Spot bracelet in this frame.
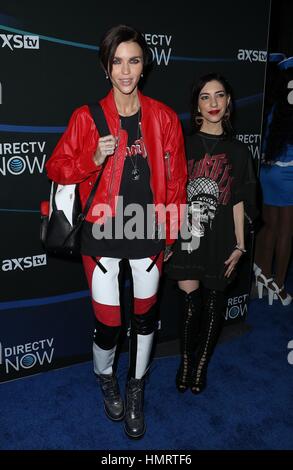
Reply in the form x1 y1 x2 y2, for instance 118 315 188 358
235 244 247 254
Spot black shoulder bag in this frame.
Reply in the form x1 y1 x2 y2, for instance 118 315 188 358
40 103 110 256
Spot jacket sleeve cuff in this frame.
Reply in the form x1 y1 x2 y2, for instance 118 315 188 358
79 150 101 175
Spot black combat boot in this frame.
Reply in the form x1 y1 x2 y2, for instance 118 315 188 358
93 333 124 421
124 377 146 438
124 307 156 438
98 373 125 421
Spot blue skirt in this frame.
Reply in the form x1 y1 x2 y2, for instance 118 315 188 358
260 164 293 206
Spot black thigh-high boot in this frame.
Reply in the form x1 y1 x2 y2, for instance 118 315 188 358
124 306 157 439
176 288 202 392
93 319 125 421
190 289 225 394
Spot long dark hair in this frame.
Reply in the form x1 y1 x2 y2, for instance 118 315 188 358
99 24 151 76
264 67 293 162
190 73 233 137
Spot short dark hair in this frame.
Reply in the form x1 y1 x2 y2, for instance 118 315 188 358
99 24 151 75
191 73 233 136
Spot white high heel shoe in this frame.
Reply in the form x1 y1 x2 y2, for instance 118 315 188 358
267 281 292 306
256 273 273 299
253 263 262 278
253 263 273 299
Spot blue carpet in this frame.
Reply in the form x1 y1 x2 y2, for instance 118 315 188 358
0 292 293 450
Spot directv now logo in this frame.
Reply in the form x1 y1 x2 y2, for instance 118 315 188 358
0 339 54 374
0 34 39 50
1 254 47 272
144 33 172 66
225 294 249 320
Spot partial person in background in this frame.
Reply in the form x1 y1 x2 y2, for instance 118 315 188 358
46 24 187 438
262 53 286 133
166 73 257 394
254 57 293 306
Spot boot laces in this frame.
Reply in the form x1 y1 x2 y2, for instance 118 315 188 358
100 374 120 400
128 379 144 413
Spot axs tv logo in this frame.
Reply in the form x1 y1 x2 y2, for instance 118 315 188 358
1 254 47 272
0 34 39 50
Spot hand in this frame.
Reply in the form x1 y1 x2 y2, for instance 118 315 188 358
93 135 117 166
224 249 243 278
164 245 173 262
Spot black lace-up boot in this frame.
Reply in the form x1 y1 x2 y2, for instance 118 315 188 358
92 321 124 420
124 307 156 438
124 377 146 438
190 289 225 394
98 373 125 421
176 288 202 392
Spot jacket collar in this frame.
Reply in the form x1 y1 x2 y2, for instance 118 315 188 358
100 89 149 119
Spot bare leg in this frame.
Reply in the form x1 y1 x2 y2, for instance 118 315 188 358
178 279 200 293
254 204 279 278
273 206 293 297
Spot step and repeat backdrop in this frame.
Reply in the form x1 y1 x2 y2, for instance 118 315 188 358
0 0 270 381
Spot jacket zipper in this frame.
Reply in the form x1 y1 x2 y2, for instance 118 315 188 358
165 151 171 180
108 124 120 205
139 120 153 194
139 121 149 158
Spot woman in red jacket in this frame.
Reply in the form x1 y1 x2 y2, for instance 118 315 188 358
46 24 187 439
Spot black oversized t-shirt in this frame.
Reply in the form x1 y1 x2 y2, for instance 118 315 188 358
81 112 164 258
167 131 256 290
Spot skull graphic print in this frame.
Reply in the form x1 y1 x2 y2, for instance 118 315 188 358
187 177 220 238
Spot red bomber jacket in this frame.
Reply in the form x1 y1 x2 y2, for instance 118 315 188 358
46 90 187 245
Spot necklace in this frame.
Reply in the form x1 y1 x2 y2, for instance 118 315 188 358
200 135 221 157
190 134 221 178
128 110 141 181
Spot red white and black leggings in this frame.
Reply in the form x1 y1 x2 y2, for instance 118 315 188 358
82 252 163 379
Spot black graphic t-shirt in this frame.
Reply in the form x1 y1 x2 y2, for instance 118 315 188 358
81 112 164 258
167 131 256 290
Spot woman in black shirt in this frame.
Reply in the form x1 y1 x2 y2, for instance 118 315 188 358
167 73 256 394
